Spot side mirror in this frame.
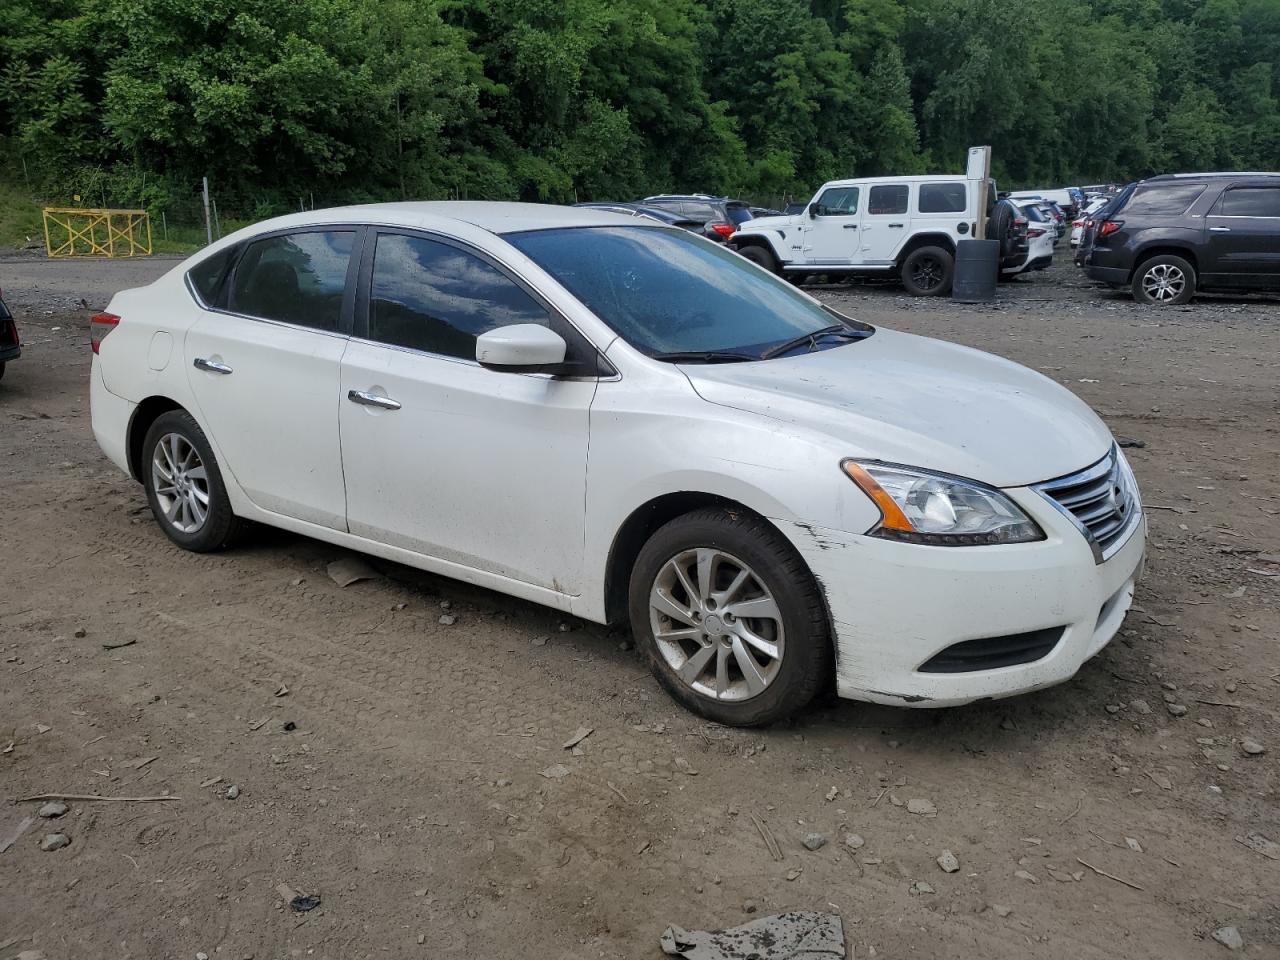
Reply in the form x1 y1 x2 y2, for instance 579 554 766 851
476 324 567 372
808 204 818 219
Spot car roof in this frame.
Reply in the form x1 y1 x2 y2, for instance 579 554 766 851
213 201 643 243
822 175 967 188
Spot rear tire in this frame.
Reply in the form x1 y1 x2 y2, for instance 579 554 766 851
901 246 954 296
628 506 831 727
1131 254 1195 305
142 410 245 552
737 244 780 275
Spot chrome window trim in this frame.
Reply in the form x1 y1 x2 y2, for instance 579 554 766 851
1033 445 1142 564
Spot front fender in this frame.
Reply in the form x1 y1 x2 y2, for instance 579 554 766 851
731 229 791 264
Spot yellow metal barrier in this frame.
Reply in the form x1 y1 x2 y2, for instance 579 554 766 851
42 207 153 258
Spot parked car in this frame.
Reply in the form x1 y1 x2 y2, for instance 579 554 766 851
1009 188 1078 220
1074 183 1136 267
749 206 784 219
639 194 753 240
1071 198 1109 248
574 202 703 231
90 202 1145 725
1003 200 1055 276
1082 173 1280 304
783 202 809 216
0 289 20 380
727 175 999 296
991 197 1031 273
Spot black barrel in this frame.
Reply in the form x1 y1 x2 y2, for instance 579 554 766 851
951 238 999 303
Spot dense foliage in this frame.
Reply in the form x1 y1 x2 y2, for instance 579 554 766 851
1 0 1277 215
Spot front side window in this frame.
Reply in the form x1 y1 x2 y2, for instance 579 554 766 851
506 226 872 359
369 234 556 361
231 231 354 331
1217 186 1280 217
1125 183 1206 216
868 184 909 215
918 183 967 214
813 187 859 217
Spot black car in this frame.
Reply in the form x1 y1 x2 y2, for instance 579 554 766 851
639 194 754 239
0 289 20 380
992 197 1030 273
1082 173 1280 304
575 201 734 243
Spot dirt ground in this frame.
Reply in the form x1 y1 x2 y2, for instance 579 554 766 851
2 251 1277 960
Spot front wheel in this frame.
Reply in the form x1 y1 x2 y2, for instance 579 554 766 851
1132 255 1195 305
628 507 831 726
142 410 245 552
736 244 780 275
901 246 954 296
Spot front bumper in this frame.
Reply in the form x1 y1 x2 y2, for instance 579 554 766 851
779 488 1146 707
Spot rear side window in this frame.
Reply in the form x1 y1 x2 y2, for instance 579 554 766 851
1125 184 1205 216
813 187 859 216
918 183 967 214
868 185 909 215
726 205 754 225
368 234 555 361
231 231 354 331
188 246 237 308
1217 186 1280 217
681 202 718 221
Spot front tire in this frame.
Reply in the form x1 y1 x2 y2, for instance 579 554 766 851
628 507 831 726
1132 254 1195 305
142 410 244 552
737 244 780 275
901 246 954 296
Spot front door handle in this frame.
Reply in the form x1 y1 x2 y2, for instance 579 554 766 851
193 357 233 375
1209 226 1231 233
842 224 859 230
348 389 401 411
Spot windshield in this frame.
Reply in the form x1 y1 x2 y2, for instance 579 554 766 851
506 226 872 360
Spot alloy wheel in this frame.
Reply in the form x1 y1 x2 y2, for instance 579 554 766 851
1141 263 1185 302
151 432 210 534
912 256 943 291
648 548 785 701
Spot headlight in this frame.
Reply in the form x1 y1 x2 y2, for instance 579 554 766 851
842 460 1044 546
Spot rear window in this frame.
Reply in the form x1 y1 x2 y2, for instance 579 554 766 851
1216 186 1280 217
917 183 967 214
1125 183 1206 216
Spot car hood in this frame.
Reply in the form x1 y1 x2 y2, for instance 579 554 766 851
738 214 794 232
682 327 1113 488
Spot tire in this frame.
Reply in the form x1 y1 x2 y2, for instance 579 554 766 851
901 246 954 296
1131 254 1195 305
142 409 245 552
991 201 1015 259
628 506 831 726
737 244 780 275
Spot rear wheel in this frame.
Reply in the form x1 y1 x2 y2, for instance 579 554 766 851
901 246 954 296
142 410 245 552
628 507 831 726
737 244 780 275
1132 254 1195 305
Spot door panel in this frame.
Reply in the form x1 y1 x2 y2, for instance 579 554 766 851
1203 186 1280 288
860 183 913 263
799 186 861 264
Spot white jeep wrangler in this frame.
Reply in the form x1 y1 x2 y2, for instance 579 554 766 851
729 175 996 296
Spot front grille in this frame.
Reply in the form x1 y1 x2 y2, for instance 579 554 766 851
1034 446 1140 563
918 626 1064 673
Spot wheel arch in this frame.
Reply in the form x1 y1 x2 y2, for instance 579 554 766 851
1131 243 1200 281
894 232 957 267
604 492 791 625
126 395 185 481
729 231 787 262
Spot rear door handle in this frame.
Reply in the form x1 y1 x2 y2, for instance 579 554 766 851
347 389 401 411
888 223 905 228
1209 226 1231 233
193 357 232 375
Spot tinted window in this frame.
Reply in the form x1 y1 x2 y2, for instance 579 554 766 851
507 226 872 359
1217 186 1280 217
681 202 718 221
868 184 909 215
231 231 353 330
369 234 554 361
814 187 859 216
189 246 237 308
918 183 966 214
1020 204 1046 222
1125 183 1205 216
727 205 754 225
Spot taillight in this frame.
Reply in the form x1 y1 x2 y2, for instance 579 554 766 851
1098 220 1123 238
710 222 735 238
90 312 120 354
1027 228 1046 238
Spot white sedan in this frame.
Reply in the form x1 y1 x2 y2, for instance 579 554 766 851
90 203 1145 725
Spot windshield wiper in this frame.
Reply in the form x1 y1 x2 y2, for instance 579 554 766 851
651 350 758 364
760 323 864 360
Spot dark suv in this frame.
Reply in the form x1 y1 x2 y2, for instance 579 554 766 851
0 289 20 381
1082 173 1280 304
639 195 754 240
